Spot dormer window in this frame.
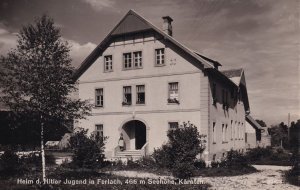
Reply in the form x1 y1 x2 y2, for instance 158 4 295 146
104 55 113 72
155 48 165 66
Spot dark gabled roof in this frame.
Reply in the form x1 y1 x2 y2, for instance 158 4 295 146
221 68 245 87
246 115 263 130
194 52 222 67
73 9 214 80
222 68 243 78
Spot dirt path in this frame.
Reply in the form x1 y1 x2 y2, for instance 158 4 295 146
109 165 298 190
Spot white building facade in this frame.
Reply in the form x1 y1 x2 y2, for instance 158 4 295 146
74 10 251 161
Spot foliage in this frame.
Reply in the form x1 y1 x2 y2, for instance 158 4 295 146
0 148 19 175
289 120 300 150
153 122 206 178
0 15 91 123
152 144 174 168
285 150 300 186
0 15 91 180
210 161 220 168
194 159 206 169
246 147 292 166
69 129 107 169
268 122 289 148
219 150 249 169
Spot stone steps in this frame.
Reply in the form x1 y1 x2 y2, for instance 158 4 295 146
114 150 142 159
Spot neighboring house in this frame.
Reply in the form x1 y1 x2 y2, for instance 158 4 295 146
74 10 251 161
58 133 72 149
245 115 271 148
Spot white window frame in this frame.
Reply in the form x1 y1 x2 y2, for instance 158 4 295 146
95 88 103 107
104 55 113 72
168 82 179 103
123 52 132 69
155 48 165 66
212 122 216 143
168 122 179 131
123 86 132 105
95 124 104 140
136 85 145 104
133 51 142 68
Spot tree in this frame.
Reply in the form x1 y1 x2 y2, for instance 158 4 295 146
289 120 300 150
0 15 91 183
268 122 289 148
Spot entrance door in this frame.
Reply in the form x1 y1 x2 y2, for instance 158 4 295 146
135 123 146 149
122 120 146 150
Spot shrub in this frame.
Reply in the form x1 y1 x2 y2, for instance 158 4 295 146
246 146 272 161
20 153 56 167
0 148 19 175
223 150 248 168
152 122 206 178
152 144 174 168
246 146 292 165
285 150 300 186
211 161 219 168
136 156 156 169
172 162 195 179
194 159 206 169
69 129 107 169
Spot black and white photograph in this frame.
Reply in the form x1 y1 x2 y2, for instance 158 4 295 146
0 0 299 189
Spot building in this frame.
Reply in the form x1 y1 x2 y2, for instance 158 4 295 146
245 115 271 148
74 10 252 161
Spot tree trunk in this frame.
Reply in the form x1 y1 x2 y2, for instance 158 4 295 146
41 116 46 183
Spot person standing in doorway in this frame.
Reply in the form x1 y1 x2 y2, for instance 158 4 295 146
118 133 125 151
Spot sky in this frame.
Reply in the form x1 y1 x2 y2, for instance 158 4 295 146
0 0 299 126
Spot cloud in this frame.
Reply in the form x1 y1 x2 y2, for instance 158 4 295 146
67 39 97 68
81 0 115 11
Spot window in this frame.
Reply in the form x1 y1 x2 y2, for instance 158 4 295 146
222 89 225 109
222 124 225 142
104 55 112 72
155 48 165 65
123 53 132 69
168 82 179 103
222 89 228 109
133 51 142 68
136 85 145 104
212 83 217 104
212 122 216 143
95 124 103 140
241 123 244 139
95 88 103 107
231 120 233 140
169 122 179 131
225 124 228 142
238 122 241 139
235 121 238 139
123 51 142 69
123 86 132 105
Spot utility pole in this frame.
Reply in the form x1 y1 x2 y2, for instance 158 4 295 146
288 113 290 145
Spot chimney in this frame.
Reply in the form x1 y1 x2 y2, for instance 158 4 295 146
162 16 173 36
